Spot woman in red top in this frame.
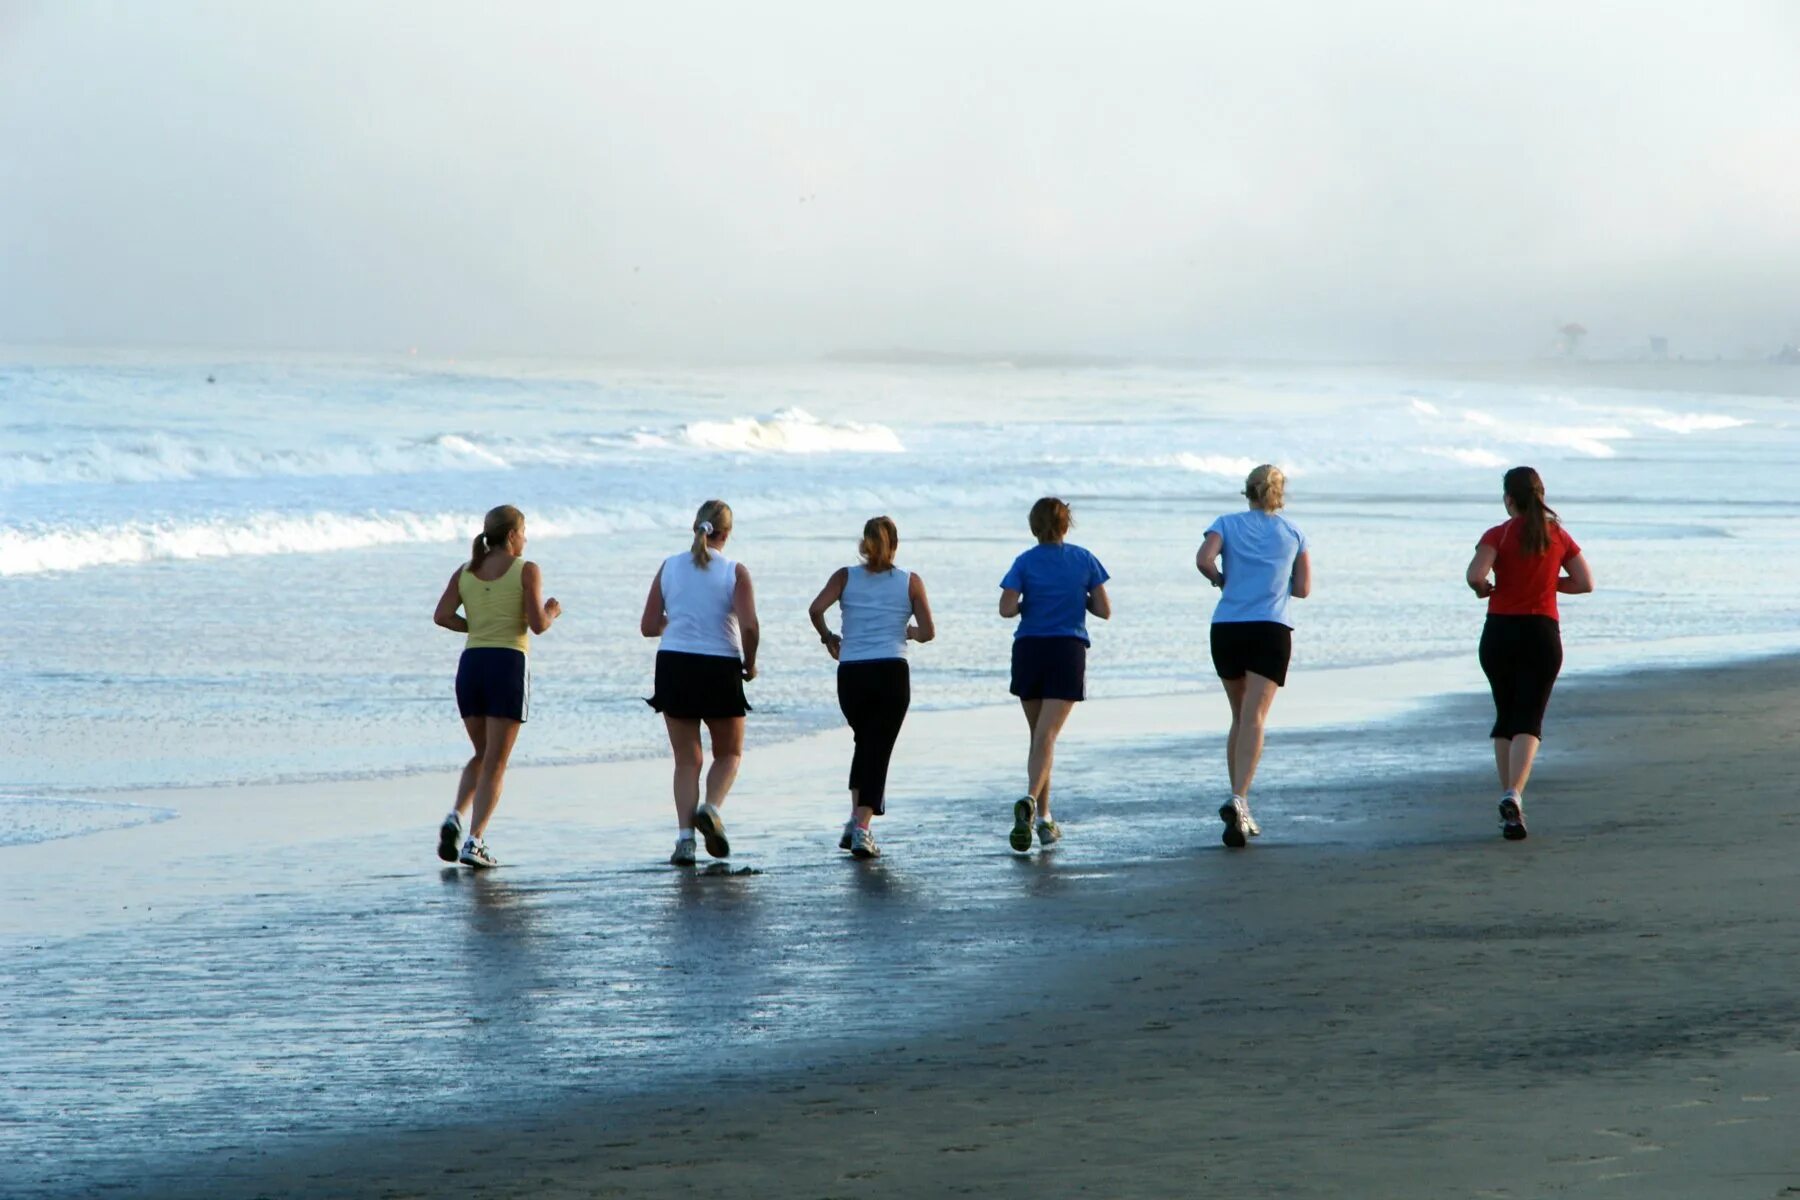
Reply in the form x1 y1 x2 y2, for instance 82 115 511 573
1464 466 1594 840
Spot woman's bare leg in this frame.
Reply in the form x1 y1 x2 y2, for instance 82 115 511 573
665 717 703 827
469 717 522 838
455 718 487 823
702 716 745 809
1025 699 1076 819
1229 674 1280 801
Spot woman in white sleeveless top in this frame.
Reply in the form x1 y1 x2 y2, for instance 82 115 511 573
641 499 760 866
807 516 935 859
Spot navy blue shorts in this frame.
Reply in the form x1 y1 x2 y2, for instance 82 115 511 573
1010 636 1087 702
1210 621 1292 687
456 648 530 723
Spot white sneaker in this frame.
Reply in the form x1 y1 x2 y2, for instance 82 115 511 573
1242 802 1262 838
459 837 499 868
1034 817 1063 847
838 821 856 851
693 802 730 858
669 837 697 866
1009 796 1036 852
850 826 880 859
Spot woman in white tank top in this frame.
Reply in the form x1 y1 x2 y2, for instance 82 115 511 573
641 499 761 866
807 516 935 859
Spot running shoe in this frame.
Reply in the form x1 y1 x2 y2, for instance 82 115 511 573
1499 795 1528 841
669 837 697 866
1219 798 1249 849
459 837 499 869
839 821 856 852
1009 796 1036 852
850 826 880 860
437 814 464 863
1034 817 1063 847
1243 802 1262 838
693 802 731 859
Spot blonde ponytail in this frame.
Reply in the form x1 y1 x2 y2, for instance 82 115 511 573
1244 464 1286 512
471 505 524 571
690 499 733 567
859 515 899 572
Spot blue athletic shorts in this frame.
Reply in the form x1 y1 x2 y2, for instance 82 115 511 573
456 647 530 722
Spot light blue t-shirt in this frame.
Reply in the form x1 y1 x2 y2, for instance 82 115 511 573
1206 510 1308 627
1000 542 1110 644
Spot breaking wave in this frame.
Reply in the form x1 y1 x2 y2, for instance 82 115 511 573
675 408 904 454
0 507 661 577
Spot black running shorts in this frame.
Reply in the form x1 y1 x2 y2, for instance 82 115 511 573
1210 620 1293 687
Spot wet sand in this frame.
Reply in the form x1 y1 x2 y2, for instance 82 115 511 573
12 657 1800 1198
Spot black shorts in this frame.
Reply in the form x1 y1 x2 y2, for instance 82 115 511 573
456 647 530 723
1479 615 1562 740
1210 621 1293 687
1010 636 1087 702
647 650 750 720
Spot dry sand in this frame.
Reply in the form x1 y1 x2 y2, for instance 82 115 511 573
97 656 1800 1199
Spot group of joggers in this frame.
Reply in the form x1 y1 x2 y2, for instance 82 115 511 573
432 463 1593 869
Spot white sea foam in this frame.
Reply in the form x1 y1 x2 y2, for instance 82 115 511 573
1648 413 1750 434
1421 446 1509 468
0 507 661 577
1169 453 1261 477
675 408 904 454
0 433 520 488
0 794 176 847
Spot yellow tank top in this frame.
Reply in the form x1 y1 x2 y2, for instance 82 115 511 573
460 558 530 653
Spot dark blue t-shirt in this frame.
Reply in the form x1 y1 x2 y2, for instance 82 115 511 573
1000 542 1110 644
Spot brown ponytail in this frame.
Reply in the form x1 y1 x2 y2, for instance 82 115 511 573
859 516 899 572
1244 463 1286 512
1028 497 1073 543
1503 466 1558 555
690 499 733 567
471 505 524 571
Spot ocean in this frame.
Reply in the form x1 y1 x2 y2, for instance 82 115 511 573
3 352 1797 836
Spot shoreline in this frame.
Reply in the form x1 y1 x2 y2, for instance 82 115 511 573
10 653 1800 1196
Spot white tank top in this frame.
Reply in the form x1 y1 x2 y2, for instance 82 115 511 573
658 550 742 658
839 565 912 663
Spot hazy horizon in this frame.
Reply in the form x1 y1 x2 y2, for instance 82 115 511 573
3 1 1798 362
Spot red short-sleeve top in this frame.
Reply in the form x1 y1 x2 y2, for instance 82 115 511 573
1478 518 1582 619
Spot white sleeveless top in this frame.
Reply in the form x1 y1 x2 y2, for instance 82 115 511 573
658 550 742 658
839 565 912 663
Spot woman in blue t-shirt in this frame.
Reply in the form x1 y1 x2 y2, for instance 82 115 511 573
1196 464 1312 848
999 497 1111 853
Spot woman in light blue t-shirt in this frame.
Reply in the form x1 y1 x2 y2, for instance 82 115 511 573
1196 464 1311 849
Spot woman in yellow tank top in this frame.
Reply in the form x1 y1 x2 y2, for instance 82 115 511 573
432 505 561 868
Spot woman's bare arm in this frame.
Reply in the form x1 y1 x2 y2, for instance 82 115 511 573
1196 532 1225 588
1558 553 1595 594
1466 544 1498 598
639 568 667 638
521 561 560 634
1289 550 1312 599
999 587 1022 619
434 567 468 632
1086 582 1111 620
907 572 936 642
734 563 760 680
808 567 849 658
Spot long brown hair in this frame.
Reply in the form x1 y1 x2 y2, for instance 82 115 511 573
471 505 523 571
690 499 733 567
1503 466 1558 555
859 516 899 572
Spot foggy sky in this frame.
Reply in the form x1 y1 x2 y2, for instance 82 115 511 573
2 0 1797 361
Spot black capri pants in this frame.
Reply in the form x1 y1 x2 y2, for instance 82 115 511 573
1478 615 1563 740
837 658 911 815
